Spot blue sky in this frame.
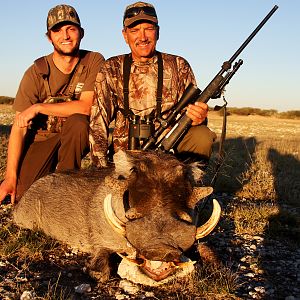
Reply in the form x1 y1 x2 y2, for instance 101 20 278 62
0 0 299 112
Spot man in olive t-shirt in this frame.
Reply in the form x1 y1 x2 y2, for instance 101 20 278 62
0 4 104 204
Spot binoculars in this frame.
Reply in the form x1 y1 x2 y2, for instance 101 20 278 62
128 114 155 150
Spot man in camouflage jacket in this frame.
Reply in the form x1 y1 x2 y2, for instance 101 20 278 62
90 1 216 168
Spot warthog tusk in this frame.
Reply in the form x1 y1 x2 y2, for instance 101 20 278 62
104 194 126 236
195 199 221 239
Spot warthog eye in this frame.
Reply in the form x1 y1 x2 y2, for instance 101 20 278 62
130 166 138 173
175 210 193 224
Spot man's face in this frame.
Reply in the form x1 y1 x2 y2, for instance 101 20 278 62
122 22 159 62
48 23 82 56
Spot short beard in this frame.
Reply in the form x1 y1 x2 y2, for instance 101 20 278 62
53 43 80 57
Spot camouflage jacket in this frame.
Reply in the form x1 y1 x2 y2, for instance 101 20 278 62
89 52 197 168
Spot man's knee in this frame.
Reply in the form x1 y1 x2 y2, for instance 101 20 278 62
60 114 90 153
177 125 217 159
193 126 216 153
57 114 90 170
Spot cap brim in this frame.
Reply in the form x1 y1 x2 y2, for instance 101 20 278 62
48 20 81 30
124 14 158 27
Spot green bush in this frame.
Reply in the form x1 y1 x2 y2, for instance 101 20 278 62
221 107 300 119
258 109 278 117
0 96 14 105
278 110 300 119
226 107 276 116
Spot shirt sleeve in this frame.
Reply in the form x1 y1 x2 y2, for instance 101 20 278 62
176 56 198 98
81 52 105 93
177 56 208 125
89 62 117 168
12 65 43 112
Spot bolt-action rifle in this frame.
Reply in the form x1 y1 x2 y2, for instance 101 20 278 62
142 5 278 152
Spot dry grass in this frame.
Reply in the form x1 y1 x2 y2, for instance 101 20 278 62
208 112 300 203
231 203 279 235
0 222 60 259
207 112 300 244
235 138 300 204
151 263 240 299
1 105 300 298
230 201 300 243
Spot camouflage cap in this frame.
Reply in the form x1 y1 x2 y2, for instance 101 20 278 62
47 4 81 31
123 1 158 27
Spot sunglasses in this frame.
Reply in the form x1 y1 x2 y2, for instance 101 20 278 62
123 6 157 21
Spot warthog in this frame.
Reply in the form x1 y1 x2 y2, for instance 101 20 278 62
13 150 221 282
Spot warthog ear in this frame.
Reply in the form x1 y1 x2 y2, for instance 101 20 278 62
186 162 205 185
188 186 213 208
113 150 134 178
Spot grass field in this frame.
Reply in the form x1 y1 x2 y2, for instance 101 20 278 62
0 106 299 299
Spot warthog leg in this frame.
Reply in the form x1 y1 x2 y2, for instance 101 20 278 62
87 249 113 283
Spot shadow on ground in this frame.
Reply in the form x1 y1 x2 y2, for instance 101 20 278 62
259 148 300 299
0 124 11 136
202 137 300 299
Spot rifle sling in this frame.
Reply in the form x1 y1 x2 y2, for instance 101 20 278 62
35 51 90 98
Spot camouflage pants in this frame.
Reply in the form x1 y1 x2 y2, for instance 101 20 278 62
16 114 90 200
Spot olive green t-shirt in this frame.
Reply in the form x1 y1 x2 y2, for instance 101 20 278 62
13 50 104 113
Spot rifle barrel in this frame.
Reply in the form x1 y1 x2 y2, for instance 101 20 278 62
229 5 279 64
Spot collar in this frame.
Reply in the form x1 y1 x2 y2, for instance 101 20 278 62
131 52 158 66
